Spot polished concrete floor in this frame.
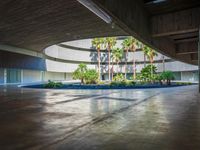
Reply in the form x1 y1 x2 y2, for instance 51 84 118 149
0 85 200 150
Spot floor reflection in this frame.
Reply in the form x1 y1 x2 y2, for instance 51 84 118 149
0 85 199 150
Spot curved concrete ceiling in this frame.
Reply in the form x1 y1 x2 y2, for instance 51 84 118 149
0 0 127 51
0 0 199 65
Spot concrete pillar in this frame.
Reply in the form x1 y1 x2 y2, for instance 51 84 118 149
162 55 165 72
4 69 7 84
41 71 44 82
198 28 200 92
21 70 24 83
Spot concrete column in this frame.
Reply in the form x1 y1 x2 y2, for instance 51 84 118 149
198 28 200 92
41 71 44 82
4 69 7 84
21 70 24 83
162 55 165 72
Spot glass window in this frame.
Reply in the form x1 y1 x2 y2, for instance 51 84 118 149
6 69 21 83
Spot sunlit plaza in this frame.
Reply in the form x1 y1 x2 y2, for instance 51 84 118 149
0 0 200 150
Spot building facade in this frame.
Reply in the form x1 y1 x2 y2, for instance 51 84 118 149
0 37 198 85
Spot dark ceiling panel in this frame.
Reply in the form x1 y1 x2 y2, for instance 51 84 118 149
144 0 200 15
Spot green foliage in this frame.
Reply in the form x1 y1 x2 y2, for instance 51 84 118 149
176 82 192 85
110 80 136 87
139 65 157 82
44 80 63 88
105 37 117 50
91 38 105 50
97 81 105 85
160 71 175 85
112 48 123 64
113 74 125 82
142 45 158 63
122 37 140 52
73 64 98 84
72 63 87 84
84 69 99 84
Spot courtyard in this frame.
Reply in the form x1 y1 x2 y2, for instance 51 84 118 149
0 85 200 150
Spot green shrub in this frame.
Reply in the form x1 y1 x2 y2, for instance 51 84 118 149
140 65 157 82
113 74 125 82
127 80 136 86
72 63 87 84
97 81 105 85
110 80 136 87
84 69 98 84
176 82 192 85
44 80 63 88
110 81 121 87
160 71 175 85
73 64 98 84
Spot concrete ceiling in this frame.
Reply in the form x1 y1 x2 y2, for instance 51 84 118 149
0 0 199 65
0 0 127 51
94 0 200 65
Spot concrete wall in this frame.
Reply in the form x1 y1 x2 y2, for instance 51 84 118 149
22 70 42 83
0 50 46 71
45 59 96 73
45 43 170 63
181 71 198 82
44 72 65 81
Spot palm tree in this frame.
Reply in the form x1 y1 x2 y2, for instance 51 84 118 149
139 43 146 67
162 55 165 72
105 37 116 81
122 38 131 79
128 37 140 80
143 45 158 77
92 38 105 80
112 48 123 74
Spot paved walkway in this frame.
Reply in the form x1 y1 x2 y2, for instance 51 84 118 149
0 85 200 150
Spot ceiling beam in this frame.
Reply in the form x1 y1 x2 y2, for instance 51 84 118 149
174 37 198 43
176 51 197 55
176 41 198 55
151 7 200 37
170 31 198 40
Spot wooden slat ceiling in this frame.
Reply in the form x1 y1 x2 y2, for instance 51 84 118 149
144 0 200 15
144 0 199 64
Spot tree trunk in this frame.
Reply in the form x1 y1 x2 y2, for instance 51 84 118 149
125 49 128 79
97 48 101 80
144 54 146 67
150 57 154 78
108 47 110 81
133 52 136 80
117 62 119 74
111 63 114 80
162 55 165 72
151 63 153 78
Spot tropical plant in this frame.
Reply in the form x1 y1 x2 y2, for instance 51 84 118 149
126 37 140 80
105 37 117 81
113 73 125 82
84 69 99 84
110 80 136 87
72 63 87 84
162 55 165 72
143 45 158 77
160 71 175 85
140 65 157 82
112 48 123 74
122 38 131 79
92 38 105 80
44 80 63 88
